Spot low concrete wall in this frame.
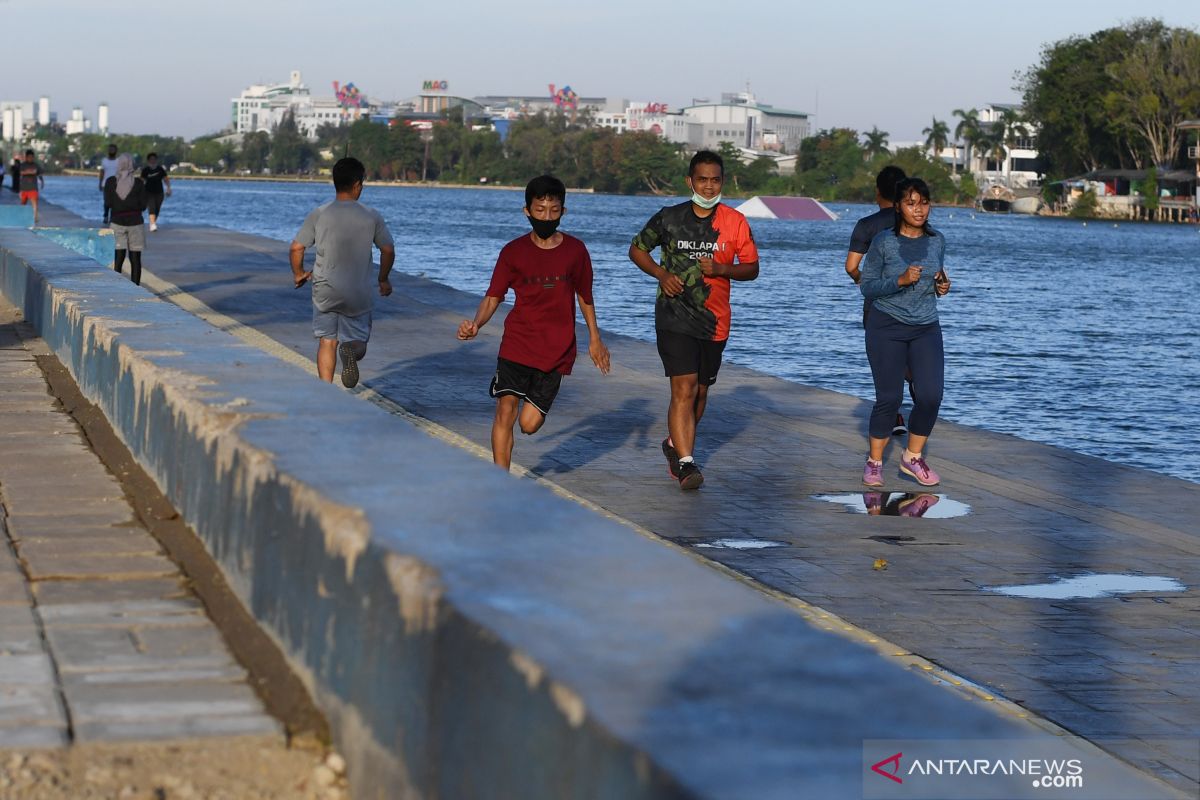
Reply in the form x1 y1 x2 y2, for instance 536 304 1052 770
0 203 34 227
0 227 1097 799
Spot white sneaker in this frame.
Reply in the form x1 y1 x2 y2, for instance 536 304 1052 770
150 222 158 232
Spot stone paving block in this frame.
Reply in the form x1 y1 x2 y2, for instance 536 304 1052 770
5 516 136 536
16 535 162 559
73 714 281 743
38 598 205 626
0 627 48 656
47 627 232 673
0 653 56 685
65 681 265 723
32 577 189 605
21 552 178 581
62 664 248 687
0 686 65 724
0 577 31 606
0 725 68 748
134 626 232 661
0 606 37 628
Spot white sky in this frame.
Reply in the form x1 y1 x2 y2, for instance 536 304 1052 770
5 0 1198 141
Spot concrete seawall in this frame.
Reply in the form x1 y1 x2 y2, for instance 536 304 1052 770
0 222 1184 799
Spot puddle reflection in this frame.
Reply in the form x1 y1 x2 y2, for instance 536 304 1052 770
985 574 1186 599
813 493 972 518
695 539 787 550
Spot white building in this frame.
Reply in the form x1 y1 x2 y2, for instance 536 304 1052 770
97 103 109 134
971 103 1039 188
65 107 91 136
1 101 33 141
37 97 50 127
232 71 371 140
681 91 810 153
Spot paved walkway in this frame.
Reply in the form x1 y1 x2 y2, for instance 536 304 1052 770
20 212 1200 793
0 299 280 747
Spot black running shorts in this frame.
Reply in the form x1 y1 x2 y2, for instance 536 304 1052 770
655 329 727 386
489 357 563 416
146 192 165 217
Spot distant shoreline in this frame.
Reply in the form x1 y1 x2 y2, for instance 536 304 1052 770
57 170 591 193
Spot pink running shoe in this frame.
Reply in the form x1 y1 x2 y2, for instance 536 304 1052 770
900 452 940 486
862 458 884 487
899 493 940 518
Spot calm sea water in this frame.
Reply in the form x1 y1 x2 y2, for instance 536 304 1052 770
42 176 1200 483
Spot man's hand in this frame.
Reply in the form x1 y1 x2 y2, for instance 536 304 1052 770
898 265 923 287
589 336 610 375
659 272 684 297
293 271 312 289
378 278 392 297
934 271 951 296
166 187 172 197
697 256 724 278
457 320 479 340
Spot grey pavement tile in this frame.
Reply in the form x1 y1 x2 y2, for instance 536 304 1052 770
0 686 65 724
16 535 163 559
47 626 232 673
5 516 137 535
0 606 37 628
0 653 56 685
72 713 281 743
32 577 190 605
0 725 68 748
65 681 266 723
133 626 233 660
21 552 178 581
38 598 205 626
0 628 47 656
62 664 247 686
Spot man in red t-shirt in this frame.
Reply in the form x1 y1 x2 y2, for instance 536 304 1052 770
457 175 610 470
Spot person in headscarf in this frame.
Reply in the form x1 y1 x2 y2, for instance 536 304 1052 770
103 153 148 285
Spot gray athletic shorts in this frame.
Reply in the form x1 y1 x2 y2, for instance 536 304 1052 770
312 302 371 343
111 223 145 252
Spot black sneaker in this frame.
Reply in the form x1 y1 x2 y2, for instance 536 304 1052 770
677 461 704 491
892 413 907 436
662 438 680 478
338 342 359 388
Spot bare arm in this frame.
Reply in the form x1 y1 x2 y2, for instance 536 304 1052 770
577 297 610 374
845 251 865 284
377 245 396 296
457 296 501 340
628 244 683 296
289 242 310 288
700 257 758 281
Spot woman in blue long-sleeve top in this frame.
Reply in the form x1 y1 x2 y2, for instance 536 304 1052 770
859 177 952 487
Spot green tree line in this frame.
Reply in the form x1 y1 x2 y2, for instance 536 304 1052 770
17 108 974 201
1020 18 1200 176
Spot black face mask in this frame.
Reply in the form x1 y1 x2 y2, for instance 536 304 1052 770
528 216 560 239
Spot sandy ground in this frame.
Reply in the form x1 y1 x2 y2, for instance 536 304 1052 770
0 738 349 800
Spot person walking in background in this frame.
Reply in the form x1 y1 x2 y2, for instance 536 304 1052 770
290 157 395 388
99 143 119 224
10 156 21 194
628 150 759 490
846 165 911 436
457 174 610 471
18 150 44 225
104 154 148 286
859 177 952 488
140 152 171 231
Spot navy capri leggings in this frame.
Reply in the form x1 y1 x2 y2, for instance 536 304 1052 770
865 310 944 439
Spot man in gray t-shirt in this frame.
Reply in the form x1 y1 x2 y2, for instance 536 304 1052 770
290 157 396 388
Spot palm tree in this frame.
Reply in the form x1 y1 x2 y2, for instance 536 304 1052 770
862 127 890 160
952 107 980 174
996 107 1029 186
922 117 950 162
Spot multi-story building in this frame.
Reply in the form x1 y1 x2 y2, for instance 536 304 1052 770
968 103 1040 188
681 91 810 153
232 71 375 140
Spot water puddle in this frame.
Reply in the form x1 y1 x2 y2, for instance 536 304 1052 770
984 574 1187 599
695 539 787 550
812 493 971 519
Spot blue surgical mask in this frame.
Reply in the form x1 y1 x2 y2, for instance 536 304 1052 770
691 192 721 210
